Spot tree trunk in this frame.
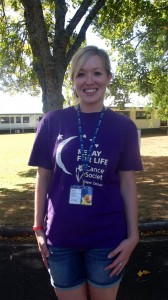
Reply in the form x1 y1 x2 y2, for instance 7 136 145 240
20 0 107 113
41 61 66 113
36 54 66 112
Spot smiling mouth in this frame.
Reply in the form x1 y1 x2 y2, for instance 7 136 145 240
84 89 98 93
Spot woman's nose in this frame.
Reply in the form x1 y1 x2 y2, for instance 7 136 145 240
85 74 94 84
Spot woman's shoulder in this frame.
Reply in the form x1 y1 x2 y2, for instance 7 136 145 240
106 108 136 126
43 106 75 121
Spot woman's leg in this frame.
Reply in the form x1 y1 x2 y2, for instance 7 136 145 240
88 283 120 300
85 248 124 300
48 247 87 300
54 283 88 300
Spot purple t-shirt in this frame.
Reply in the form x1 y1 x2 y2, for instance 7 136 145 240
28 106 143 249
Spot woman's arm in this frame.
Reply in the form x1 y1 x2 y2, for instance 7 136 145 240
119 170 139 242
105 170 139 276
34 167 52 227
34 167 52 268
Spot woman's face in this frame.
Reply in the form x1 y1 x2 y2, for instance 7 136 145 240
74 55 111 111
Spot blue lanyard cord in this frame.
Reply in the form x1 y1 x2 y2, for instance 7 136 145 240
77 105 105 179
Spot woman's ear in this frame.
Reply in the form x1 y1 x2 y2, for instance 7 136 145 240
107 73 113 86
73 87 78 98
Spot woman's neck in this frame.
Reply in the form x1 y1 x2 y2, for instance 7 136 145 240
78 102 104 113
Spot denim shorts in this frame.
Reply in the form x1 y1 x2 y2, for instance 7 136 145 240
47 246 124 291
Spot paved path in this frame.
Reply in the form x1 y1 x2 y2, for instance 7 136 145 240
0 238 168 300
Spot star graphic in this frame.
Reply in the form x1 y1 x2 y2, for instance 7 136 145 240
57 134 63 141
77 165 83 171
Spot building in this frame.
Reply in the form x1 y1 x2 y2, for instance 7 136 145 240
0 113 43 133
111 107 167 134
0 107 167 134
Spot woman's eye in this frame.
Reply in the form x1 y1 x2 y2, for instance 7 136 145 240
77 72 85 77
94 71 102 76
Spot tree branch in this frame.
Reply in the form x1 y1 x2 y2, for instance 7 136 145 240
135 31 149 50
55 0 67 32
66 0 106 66
65 0 93 37
119 28 153 51
20 0 51 65
53 0 67 52
53 0 93 58
0 0 6 18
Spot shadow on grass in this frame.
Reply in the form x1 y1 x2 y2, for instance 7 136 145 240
0 157 168 226
0 181 35 227
18 168 37 178
137 156 168 222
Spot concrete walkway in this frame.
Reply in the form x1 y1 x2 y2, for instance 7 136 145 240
0 237 168 300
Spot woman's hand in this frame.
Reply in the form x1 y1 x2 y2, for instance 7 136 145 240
104 236 139 277
35 230 50 269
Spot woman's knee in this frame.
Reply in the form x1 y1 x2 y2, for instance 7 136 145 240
88 283 120 300
54 283 88 300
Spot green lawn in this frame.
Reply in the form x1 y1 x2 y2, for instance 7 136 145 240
0 133 36 188
0 133 36 226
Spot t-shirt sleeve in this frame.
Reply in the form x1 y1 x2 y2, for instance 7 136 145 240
118 120 143 171
28 114 53 170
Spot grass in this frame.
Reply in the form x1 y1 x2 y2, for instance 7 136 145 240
0 133 36 226
0 133 168 227
136 135 168 222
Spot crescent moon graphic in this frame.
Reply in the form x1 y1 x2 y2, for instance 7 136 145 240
56 136 77 175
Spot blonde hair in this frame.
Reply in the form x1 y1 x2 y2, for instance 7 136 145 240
70 45 112 82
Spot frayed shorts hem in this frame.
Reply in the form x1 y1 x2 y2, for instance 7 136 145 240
87 276 123 289
51 281 86 291
52 277 123 291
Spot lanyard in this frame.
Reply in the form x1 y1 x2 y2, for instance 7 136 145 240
77 104 105 184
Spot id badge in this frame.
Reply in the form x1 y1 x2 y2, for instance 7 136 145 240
69 185 93 206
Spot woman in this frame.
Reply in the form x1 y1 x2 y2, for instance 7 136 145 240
29 45 143 300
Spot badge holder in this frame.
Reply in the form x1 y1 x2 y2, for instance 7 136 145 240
69 185 93 206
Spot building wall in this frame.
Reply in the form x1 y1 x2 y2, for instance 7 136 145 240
112 107 166 129
0 109 167 134
0 114 43 133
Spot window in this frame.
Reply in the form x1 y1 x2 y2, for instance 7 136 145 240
116 111 130 118
1 117 9 123
0 116 14 123
160 120 167 127
16 117 21 123
23 116 29 123
136 111 151 119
